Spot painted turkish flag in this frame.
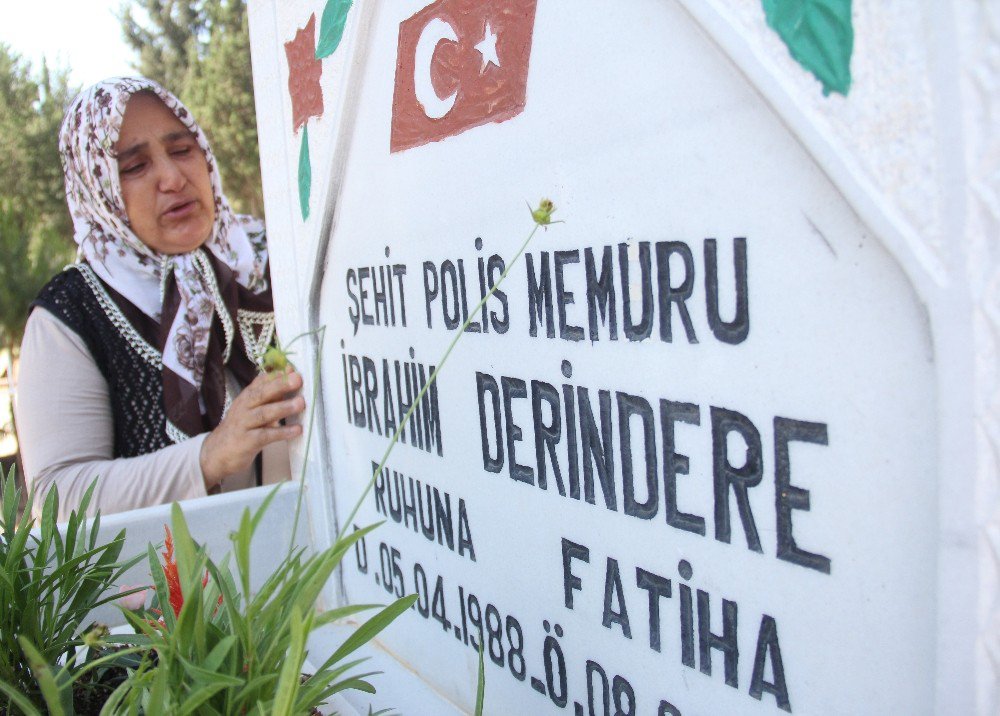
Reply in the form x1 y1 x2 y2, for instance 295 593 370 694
390 0 538 153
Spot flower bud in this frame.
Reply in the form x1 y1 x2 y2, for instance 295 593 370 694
530 198 557 226
83 624 110 648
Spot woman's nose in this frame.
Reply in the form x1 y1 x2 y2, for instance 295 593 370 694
156 157 186 192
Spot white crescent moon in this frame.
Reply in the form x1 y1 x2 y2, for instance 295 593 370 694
414 17 458 120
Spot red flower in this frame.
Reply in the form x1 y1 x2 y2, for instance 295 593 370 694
285 13 325 132
161 526 184 618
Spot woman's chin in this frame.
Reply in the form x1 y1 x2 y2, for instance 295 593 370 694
143 223 213 255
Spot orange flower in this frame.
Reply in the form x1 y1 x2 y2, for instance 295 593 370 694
162 526 184 618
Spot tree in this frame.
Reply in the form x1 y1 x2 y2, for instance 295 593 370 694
0 47 76 459
0 46 76 353
121 0 263 216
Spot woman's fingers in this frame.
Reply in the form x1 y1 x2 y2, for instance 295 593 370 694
199 368 307 488
253 423 303 449
247 396 306 428
243 368 303 408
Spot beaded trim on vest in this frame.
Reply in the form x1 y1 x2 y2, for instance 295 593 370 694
73 263 162 368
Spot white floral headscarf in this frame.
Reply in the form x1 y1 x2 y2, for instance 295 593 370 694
59 77 270 437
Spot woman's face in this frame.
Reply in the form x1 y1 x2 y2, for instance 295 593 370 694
116 92 215 254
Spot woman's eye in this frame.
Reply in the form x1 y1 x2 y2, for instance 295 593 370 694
120 162 145 175
170 146 193 157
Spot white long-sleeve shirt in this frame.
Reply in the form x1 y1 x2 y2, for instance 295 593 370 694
15 308 289 521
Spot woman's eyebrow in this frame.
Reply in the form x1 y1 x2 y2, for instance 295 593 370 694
116 131 193 160
162 130 193 144
116 141 147 161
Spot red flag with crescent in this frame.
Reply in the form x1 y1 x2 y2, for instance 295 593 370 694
390 0 538 153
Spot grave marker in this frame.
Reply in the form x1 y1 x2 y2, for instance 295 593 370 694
247 1 996 713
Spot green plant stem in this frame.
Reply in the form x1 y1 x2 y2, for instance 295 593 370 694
288 325 325 556
337 224 540 541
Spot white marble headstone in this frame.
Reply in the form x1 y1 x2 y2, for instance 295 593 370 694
248 1 996 713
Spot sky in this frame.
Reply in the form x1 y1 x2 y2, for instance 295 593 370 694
1 1 135 88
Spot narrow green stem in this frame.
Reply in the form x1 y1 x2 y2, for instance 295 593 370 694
337 224 540 541
288 325 325 556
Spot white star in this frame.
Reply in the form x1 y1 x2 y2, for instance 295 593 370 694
475 22 500 72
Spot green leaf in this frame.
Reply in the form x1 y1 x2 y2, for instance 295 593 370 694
326 594 417 665
298 125 311 220
316 0 353 58
18 637 66 716
272 605 309 715
0 679 44 716
762 0 853 96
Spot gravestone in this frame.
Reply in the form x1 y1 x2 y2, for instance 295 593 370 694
247 1 998 713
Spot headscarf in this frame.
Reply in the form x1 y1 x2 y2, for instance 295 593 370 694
59 77 272 440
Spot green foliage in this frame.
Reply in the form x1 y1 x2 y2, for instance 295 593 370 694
298 126 311 220
0 470 143 713
762 0 853 96
96 494 416 714
121 0 263 216
0 46 76 351
316 0 353 59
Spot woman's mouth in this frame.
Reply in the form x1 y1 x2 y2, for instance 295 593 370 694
162 199 196 220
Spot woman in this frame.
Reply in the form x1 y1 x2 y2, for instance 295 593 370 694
16 77 305 520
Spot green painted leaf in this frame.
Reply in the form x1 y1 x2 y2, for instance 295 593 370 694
315 0 353 59
298 125 311 221
762 0 853 96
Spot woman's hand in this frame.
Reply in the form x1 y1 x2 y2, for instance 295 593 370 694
199 367 306 489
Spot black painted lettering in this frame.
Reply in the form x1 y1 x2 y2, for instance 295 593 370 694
387 469 402 523
433 487 454 550
358 266 374 326
704 238 749 344
348 355 364 427
562 538 590 609
775 417 831 574
635 567 672 652
362 357 380 434
656 241 698 343
458 259 480 332
555 250 585 341
711 407 763 552
697 589 739 689
661 400 705 535
441 260 461 330
372 266 389 326
602 558 632 638
750 614 791 712
417 481 435 540
381 360 396 437
422 261 438 329
678 560 695 669
532 379 564 494
562 383 581 500
346 269 360 335
585 245 618 341
416 363 443 456
392 264 408 326
502 376 534 485
618 392 658 519
620 242 654 341
477 372 503 473
401 476 418 531
527 252 555 338
373 461 386 515
488 255 509 333
579 387 616 510
457 500 476 561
